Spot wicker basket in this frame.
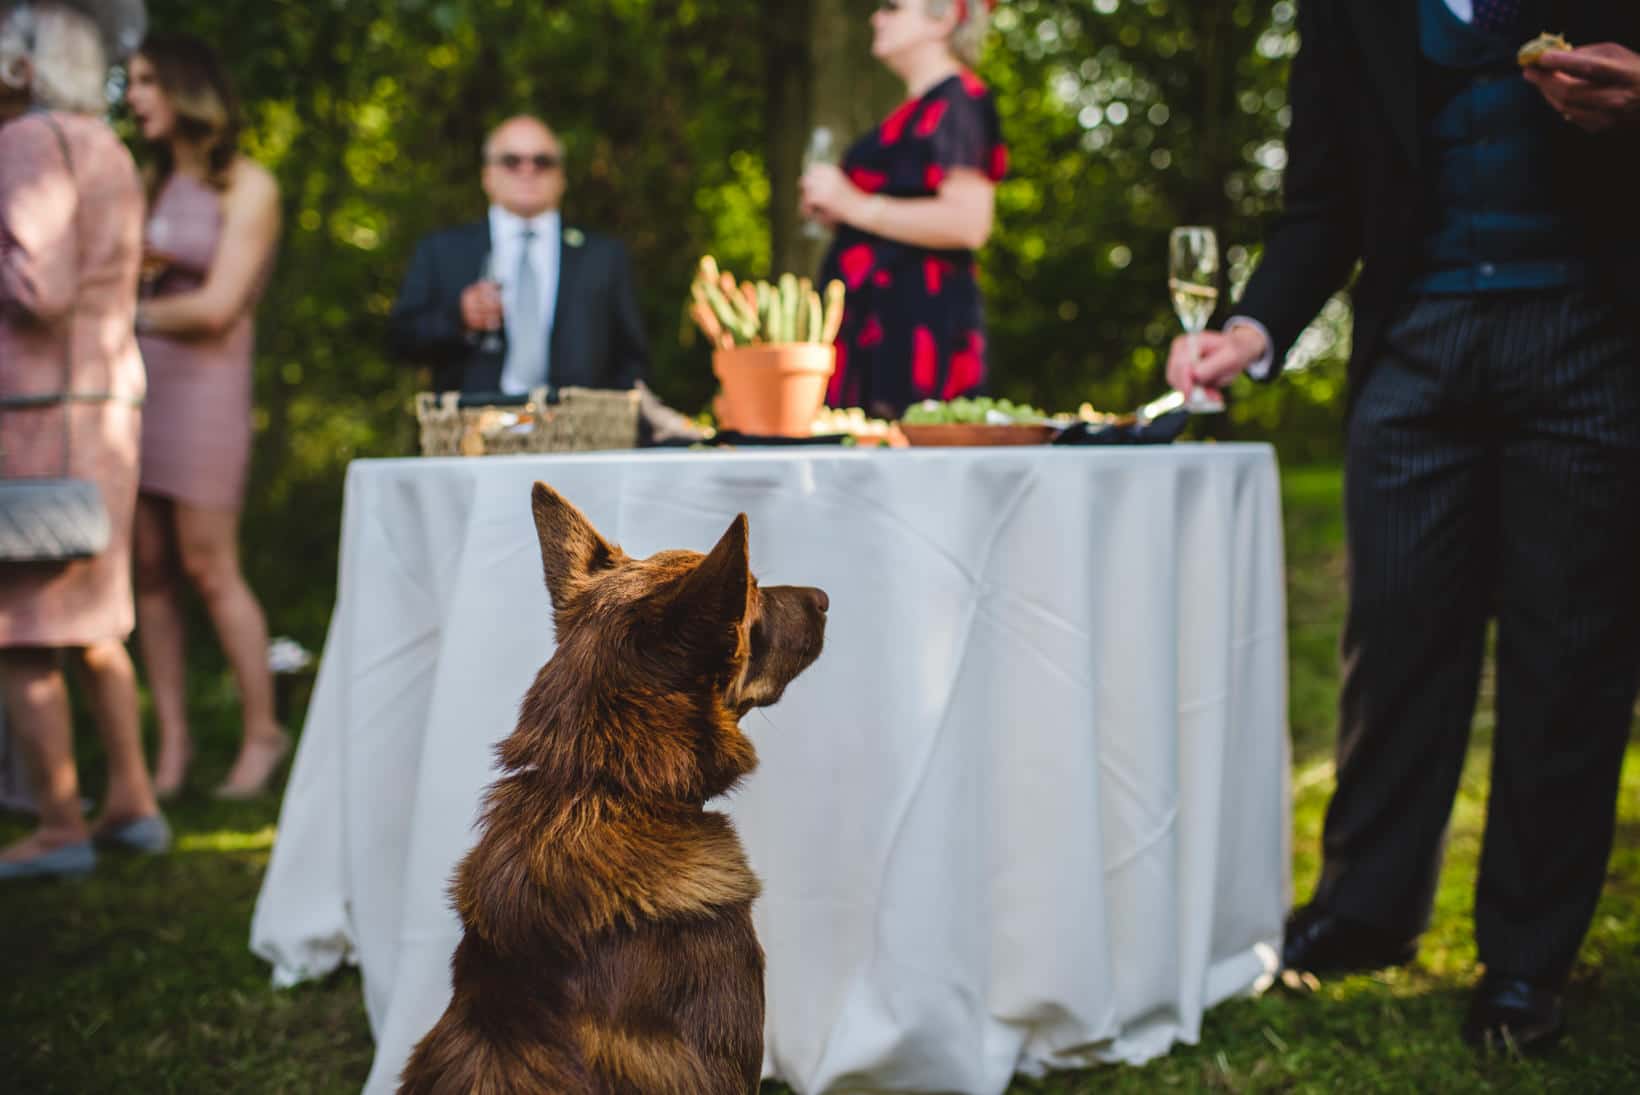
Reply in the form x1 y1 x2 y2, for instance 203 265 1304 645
415 386 640 456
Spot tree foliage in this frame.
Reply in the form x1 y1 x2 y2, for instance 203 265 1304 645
132 0 1346 651
978 0 1346 438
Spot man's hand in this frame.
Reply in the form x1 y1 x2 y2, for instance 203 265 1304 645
1165 324 1270 401
1524 44 1640 134
460 280 503 334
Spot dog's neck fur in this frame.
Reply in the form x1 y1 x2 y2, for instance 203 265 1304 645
500 633 759 803
455 645 762 957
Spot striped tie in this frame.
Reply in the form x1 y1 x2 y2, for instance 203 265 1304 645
1471 0 1521 34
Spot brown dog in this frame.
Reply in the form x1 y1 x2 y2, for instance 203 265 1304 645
398 483 827 1094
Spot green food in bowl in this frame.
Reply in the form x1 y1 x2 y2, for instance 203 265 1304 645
901 397 1049 425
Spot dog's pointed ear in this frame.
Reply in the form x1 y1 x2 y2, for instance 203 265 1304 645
531 482 615 608
674 514 752 645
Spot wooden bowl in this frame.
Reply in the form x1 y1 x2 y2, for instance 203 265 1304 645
898 422 1059 447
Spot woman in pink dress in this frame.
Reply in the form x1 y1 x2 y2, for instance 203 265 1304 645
0 0 166 879
125 33 285 799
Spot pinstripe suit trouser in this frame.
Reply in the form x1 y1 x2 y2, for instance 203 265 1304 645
1315 284 1640 982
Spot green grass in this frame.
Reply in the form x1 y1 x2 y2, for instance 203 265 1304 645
3 463 1637 1093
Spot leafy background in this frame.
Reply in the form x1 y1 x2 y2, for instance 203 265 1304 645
132 0 1348 658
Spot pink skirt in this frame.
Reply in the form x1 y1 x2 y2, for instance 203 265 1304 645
137 324 254 510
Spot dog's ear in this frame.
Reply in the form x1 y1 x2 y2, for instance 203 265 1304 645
531 482 616 608
672 513 752 651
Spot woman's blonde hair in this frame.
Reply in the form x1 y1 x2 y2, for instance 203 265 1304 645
135 32 241 194
925 0 990 69
0 2 109 115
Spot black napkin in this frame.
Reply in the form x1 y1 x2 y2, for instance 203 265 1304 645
1051 408 1192 446
707 431 851 447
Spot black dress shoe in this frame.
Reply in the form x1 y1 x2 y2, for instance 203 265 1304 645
1461 972 1565 1054
1281 903 1418 977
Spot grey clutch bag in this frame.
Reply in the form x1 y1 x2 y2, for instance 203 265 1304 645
0 476 110 562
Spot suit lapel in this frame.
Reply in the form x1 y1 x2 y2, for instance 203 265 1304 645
469 219 493 282
1553 0 1631 43
1348 0 1420 169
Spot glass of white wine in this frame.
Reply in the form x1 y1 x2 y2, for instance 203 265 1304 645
476 248 507 354
801 126 837 242
1168 226 1224 413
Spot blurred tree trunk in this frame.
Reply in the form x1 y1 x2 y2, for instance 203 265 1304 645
1190 0 1241 233
764 0 813 280
768 0 900 279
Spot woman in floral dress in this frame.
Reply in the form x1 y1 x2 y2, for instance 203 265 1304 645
800 0 1006 417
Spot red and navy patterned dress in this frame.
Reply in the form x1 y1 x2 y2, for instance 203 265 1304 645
820 69 1008 415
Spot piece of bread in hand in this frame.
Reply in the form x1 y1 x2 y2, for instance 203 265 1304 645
1517 32 1572 67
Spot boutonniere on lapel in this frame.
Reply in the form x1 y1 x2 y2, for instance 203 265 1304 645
563 227 586 248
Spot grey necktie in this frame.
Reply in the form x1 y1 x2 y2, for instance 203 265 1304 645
507 227 546 389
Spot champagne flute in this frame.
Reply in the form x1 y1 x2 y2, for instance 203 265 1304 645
476 248 506 354
801 126 837 241
1168 226 1224 412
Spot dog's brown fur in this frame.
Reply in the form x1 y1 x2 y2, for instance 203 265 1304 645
398 483 827 1095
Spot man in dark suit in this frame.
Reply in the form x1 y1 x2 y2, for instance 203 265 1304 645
1166 2 1640 1051
388 115 649 395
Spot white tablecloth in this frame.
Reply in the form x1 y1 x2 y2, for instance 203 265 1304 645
251 445 1291 1094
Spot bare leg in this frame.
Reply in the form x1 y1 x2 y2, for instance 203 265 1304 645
133 494 192 797
69 640 159 826
173 501 286 794
0 648 88 860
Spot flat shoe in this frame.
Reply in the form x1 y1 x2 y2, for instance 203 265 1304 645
0 840 95 881
93 814 172 855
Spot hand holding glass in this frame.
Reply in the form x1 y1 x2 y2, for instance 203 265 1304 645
1168 226 1225 413
475 251 506 354
801 127 837 241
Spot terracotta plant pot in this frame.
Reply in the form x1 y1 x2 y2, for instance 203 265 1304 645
712 343 836 437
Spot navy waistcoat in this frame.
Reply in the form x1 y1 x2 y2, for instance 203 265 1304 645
1412 0 1584 294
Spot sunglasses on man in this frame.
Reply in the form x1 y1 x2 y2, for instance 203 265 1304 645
487 153 562 172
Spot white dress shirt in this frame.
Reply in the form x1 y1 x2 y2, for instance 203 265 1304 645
488 206 561 394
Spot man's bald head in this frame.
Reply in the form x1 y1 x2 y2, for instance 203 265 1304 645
482 115 566 219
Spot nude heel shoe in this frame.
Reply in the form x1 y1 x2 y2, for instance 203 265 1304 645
213 728 291 800
152 739 195 803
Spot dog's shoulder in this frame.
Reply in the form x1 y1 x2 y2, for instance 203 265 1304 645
456 786 759 954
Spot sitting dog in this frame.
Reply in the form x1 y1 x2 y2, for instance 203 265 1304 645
399 483 828 1094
